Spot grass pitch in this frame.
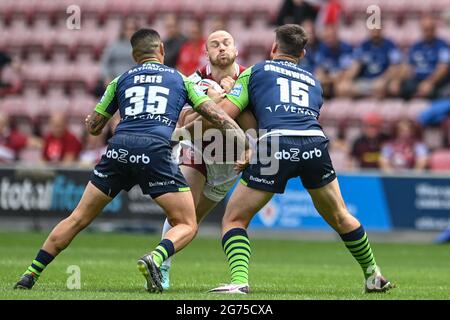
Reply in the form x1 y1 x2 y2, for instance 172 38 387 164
1 232 449 300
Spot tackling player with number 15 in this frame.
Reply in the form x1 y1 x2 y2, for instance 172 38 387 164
183 24 394 294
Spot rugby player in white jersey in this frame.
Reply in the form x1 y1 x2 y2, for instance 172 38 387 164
159 30 256 289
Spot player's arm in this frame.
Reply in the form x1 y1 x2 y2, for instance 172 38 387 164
86 77 119 136
180 72 251 169
194 99 251 172
194 99 244 134
183 67 252 135
85 112 109 136
178 85 227 127
181 77 244 137
236 110 257 136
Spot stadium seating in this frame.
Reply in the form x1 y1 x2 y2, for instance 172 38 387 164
1 0 450 167
429 149 450 171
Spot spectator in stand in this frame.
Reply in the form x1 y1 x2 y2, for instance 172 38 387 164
315 0 342 32
389 15 450 100
380 119 429 172
0 113 28 163
349 113 390 170
163 14 187 68
314 24 353 98
100 18 138 86
78 132 108 168
298 19 321 73
337 27 402 98
176 20 207 76
42 113 82 165
0 51 22 97
275 0 319 26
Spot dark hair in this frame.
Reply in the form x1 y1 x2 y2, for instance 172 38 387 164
275 24 308 58
394 118 422 140
130 28 161 57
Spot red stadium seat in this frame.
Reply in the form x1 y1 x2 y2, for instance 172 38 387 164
329 149 350 172
22 64 51 84
340 23 367 45
245 24 275 50
22 82 42 99
31 23 56 52
9 0 38 18
53 27 80 53
379 99 405 122
152 0 181 15
19 148 41 163
352 99 381 121
71 62 101 90
102 18 122 40
321 98 354 123
429 149 450 171
424 127 444 150
0 0 14 18
70 95 98 118
245 50 268 68
33 0 61 16
78 0 108 17
434 0 450 12
0 97 25 117
406 99 428 120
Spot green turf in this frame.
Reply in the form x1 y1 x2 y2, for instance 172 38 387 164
1 231 449 300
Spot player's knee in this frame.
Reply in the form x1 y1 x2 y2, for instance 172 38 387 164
68 213 90 231
329 208 355 231
168 217 198 234
222 210 248 229
189 223 199 238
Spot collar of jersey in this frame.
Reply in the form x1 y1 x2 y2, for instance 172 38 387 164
142 60 161 64
272 59 296 65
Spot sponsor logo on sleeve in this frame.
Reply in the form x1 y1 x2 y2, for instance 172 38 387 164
193 85 207 97
229 84 243 97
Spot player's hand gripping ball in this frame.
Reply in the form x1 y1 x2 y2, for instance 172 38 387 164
197 79 224 94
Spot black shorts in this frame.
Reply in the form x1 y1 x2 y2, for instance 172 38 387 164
241 135 336 193
90 133 189 199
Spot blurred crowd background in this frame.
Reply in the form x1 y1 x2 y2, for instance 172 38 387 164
2 0 450 173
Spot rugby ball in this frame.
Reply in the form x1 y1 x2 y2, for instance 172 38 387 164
197 78 224 94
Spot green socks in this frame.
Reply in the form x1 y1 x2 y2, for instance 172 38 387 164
222 228 251 284
340 225 378 279
25 249 54 279
151 239 175 268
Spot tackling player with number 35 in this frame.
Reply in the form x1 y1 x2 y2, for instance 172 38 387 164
14 29 249 293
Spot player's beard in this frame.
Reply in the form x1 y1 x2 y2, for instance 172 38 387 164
210 53 236 69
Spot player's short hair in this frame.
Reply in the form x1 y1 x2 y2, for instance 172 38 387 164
130 28 161 56
275 24 308 58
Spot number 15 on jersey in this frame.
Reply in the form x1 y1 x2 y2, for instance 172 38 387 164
276 77 309 107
